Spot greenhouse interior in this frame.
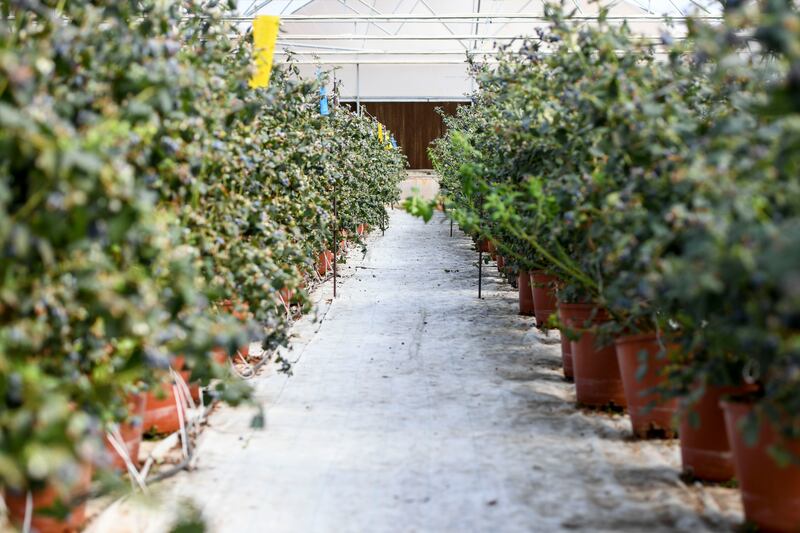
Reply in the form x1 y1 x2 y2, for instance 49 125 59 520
1 0 799 532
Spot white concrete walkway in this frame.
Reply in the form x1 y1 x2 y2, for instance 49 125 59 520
89 211 742 533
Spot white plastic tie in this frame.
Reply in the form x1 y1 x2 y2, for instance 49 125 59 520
22 491 32 533
172 383 190 460
106 427 148 493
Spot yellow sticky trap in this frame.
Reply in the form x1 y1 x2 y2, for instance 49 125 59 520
378 123 384 143
249 16 280 89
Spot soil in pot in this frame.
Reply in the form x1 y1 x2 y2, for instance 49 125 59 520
104 393 146 470
531 271 558 327
4 465 92 533
518 271 535 316
614 333 678 438
679 383 756 482
721 401 800 532
558 303 626 409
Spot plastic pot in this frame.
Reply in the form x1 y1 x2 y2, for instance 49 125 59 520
530 271 558 327
104 393 146 470
558 302 626 409
518 270 535 316
4 465 92 533
721 401 800 532
679 383 755 482
356 223 366 236
615 333 678 438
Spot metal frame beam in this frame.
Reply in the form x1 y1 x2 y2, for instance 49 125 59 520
278 34 532 40
336 0 393 35
219 13 720 22
277 50 497 55
276 34 685 42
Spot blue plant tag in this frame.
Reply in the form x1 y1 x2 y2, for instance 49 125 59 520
320 86 330 116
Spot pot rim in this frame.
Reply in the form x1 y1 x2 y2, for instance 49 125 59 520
557 302 599 308
614 332 659 346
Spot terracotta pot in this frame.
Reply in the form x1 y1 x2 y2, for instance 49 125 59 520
356 223 366 236
615 333 678 438
143 355 194 434
487 241 497 261
558 302 626 408
278 287 295 305
559 332 574 381
4 465 92 533
104 393 146 470
170 355 201 403
530 271 558 327
679 383 755 482
721 401 800 532
143 383 184 435
317 250 334 276
518 270 535 316
220 299 249 321
212 344 249 366
496 255 505 272
476 238 491 254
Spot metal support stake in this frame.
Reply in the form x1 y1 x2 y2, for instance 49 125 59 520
450 219 453 237
333 184 338 298
478 198 484 299
356 63 361 115
478 249 483 299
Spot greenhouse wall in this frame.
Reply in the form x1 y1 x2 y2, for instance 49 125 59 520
344 101 466 168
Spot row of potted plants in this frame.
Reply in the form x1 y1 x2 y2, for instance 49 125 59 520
0 1 405 530
415 2 799 531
